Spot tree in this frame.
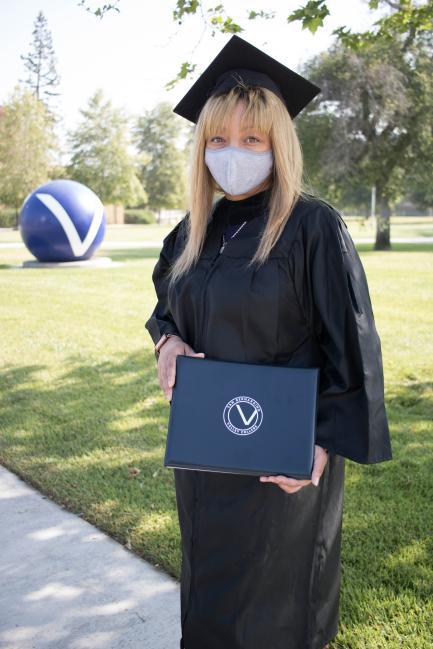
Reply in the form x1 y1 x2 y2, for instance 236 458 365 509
0 86 59 227
398 36 433 211
67 89 146 206
78 1 433 88
20 11 61 106
134 102 188 217
298 29 432 248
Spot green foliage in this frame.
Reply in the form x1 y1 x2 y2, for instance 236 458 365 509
287 0 330 34
165 62 197 92
124 208 157 225
66 89 146 206
0 208 18 227
152 0 433 89
0 86 59 214
289 0 433 51
77 0 120 19
134 102 188 212
297 29 432 243
247 9 275 20
173 0 200 23
78 1 433 95
209 14 243 33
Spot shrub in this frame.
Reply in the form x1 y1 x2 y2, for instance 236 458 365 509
0 208 18 228
124 208 157 224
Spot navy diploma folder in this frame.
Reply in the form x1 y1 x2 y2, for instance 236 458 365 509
164 355 320 479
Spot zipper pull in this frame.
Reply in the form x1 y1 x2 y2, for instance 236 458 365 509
219 242 226 254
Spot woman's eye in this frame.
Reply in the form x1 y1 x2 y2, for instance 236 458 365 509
246 136 260 143
210 137 224 143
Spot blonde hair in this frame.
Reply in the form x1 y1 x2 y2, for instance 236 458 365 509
168 83 312 288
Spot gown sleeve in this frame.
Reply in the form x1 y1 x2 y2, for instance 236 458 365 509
144 217 186 356
290 199 393 464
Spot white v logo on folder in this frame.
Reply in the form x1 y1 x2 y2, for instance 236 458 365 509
236 404 258 426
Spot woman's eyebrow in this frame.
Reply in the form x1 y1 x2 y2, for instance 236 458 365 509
208 125 262 134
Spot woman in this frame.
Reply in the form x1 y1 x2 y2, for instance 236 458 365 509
145 35 392 649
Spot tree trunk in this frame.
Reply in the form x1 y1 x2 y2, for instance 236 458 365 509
374 195 391 250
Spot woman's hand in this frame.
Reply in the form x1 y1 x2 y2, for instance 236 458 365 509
157 335 205 401
259 445 329 494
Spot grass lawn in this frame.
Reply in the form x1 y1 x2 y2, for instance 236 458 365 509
1 215 433 245
0 230 432 648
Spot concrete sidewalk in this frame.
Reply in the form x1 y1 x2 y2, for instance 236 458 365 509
0 465 181 649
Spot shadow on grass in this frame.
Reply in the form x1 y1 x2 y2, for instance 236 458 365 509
1 354 432 637
0 349 182 577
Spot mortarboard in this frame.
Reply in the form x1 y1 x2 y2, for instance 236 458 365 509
173 34 321 124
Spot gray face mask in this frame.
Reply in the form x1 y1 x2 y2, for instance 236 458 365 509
205 145 273 196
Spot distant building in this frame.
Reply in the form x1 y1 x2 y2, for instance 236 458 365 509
157 208 185 224
104 204 124 224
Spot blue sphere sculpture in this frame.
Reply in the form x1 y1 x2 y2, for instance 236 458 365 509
19 179 106 262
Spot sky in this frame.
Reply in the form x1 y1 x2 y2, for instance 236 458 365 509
0 0 382 154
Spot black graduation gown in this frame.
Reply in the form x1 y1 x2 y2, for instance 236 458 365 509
145 190 392 649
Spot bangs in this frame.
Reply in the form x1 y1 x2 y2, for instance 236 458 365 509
202 87 273 139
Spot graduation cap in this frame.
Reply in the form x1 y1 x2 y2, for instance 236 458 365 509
173 34 321 124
